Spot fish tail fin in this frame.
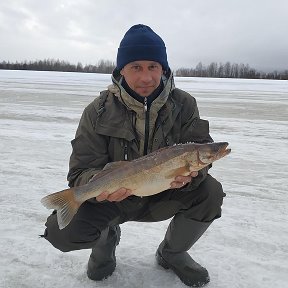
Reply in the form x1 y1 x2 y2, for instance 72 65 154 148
41 188 81 230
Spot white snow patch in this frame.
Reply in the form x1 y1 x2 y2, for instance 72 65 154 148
0 70 287 288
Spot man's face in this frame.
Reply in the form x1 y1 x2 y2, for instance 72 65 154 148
120 61 163 97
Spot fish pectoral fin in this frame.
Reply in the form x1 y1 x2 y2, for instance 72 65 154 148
41 188 81 230
164 164 190 179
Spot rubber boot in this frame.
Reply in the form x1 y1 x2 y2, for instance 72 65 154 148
87 225 121 281
156 214 211 287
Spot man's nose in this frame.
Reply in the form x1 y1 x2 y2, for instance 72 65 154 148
140 70 153 82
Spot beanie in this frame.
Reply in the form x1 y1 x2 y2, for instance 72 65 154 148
116 24 169 71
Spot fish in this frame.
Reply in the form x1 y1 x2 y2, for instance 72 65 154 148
41 142 231 229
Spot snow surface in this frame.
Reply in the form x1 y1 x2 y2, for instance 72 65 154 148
0 70 287 288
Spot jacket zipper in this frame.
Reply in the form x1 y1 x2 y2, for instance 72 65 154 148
143 97 149 155
124 142 128 160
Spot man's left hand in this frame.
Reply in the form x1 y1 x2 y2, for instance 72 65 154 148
170 171 198 189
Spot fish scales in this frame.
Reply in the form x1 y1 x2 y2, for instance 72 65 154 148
75 147 189 199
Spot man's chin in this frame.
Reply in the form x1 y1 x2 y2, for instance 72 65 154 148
137 88 154 97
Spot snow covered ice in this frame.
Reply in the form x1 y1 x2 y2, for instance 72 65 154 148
0 70 287 288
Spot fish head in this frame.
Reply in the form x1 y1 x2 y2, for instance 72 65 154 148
184 142 231 170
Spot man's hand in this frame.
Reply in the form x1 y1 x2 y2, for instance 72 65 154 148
96 187 132 202
170 171 198 189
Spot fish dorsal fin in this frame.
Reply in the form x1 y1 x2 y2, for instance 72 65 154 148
103 161 129 170
90 161 129 182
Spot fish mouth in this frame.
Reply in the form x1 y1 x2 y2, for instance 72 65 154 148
197 142 231 166
219 142 231 157
212 142 231 160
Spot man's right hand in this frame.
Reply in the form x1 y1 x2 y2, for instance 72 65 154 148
96 187 132 202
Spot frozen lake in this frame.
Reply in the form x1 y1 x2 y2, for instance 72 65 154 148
0 70 287 288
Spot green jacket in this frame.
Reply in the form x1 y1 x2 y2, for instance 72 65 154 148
67 70 213 191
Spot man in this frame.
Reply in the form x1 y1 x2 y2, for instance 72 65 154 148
42 24 225 287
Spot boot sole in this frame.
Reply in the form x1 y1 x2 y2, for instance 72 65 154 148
156 251 210 287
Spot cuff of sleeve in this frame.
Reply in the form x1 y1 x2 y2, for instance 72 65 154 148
184 165 210 190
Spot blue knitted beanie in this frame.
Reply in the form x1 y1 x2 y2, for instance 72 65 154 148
117 24 169 71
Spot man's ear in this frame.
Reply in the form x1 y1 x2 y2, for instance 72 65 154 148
120 69 124 76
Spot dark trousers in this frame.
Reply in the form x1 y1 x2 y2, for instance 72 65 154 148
43 174 225 252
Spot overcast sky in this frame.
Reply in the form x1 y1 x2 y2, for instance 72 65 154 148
0 0 287 72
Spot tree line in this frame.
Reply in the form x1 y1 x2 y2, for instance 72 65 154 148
0 59 287 80
0 59 115 74
175 62 288 80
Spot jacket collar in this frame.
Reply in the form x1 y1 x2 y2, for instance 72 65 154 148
109 69 175 116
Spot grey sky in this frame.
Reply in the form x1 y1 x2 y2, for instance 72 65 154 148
0 0 287 71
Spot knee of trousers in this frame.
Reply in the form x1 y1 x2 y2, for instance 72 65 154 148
185 175 226 222
42 211 101 252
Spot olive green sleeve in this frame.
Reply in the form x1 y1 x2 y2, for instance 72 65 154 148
67 103 109 187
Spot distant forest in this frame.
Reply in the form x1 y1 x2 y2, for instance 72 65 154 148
0 59 115 74
175 62 288 80
0 59 287 80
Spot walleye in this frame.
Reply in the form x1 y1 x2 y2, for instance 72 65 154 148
41 142 231 229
